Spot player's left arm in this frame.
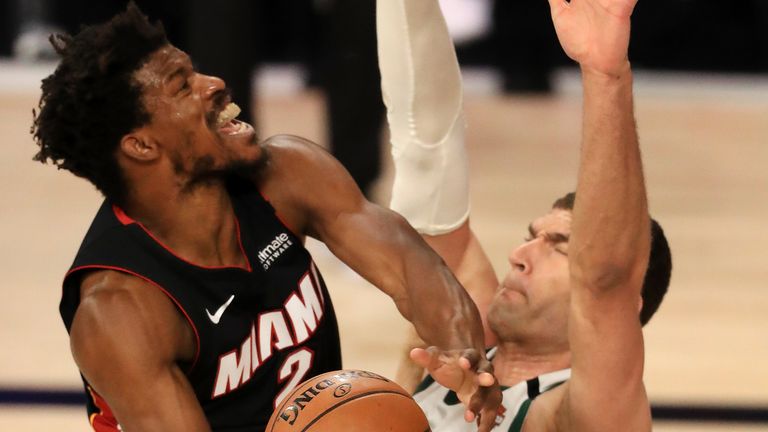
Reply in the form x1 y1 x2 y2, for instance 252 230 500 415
258 134 501 430
543 0 652 431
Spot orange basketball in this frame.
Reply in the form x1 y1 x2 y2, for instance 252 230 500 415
266 369 430 432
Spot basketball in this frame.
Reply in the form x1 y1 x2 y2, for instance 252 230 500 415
266 370 430 431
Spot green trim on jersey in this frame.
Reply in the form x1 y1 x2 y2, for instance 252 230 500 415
509 398 533 432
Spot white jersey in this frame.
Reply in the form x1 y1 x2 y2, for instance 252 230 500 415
413 348 571 431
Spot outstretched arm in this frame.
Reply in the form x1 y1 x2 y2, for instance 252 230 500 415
546 0 651 431
378 0 498 392
258 135 501 432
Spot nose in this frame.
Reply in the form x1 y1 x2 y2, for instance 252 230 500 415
198 73 226 99
508 240 535 275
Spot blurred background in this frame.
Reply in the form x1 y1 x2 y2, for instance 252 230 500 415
0 0 766 430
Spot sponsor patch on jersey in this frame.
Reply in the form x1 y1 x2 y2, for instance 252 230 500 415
258 233 293 270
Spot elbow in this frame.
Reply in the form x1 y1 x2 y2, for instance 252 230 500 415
569 228 651 293
570 254 647 293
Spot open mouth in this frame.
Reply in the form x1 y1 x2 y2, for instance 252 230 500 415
215 102 251 135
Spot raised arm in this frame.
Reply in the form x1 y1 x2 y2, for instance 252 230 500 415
377 0 499 391
70 270 210 432
546 0 651 430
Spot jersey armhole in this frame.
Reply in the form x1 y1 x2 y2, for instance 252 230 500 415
65 265 202 373
257 189 302 239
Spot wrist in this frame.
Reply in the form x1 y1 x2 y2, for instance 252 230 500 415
580 61 633 84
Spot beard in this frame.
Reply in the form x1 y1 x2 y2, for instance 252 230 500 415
172 140 268 193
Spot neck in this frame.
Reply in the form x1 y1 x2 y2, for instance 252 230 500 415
121 176 246 268
491 342 571 387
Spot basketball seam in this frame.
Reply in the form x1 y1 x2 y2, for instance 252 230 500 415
300 390 414 432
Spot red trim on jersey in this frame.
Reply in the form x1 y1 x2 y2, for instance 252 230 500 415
87 385 120 432
66 265 202 372
257 190 301 238
112 204 133 226
111 204 252 272
232 217 253 272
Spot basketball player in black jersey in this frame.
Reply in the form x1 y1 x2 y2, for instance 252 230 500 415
30 4 501 431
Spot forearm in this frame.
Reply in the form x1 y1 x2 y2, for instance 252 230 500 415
364 212 484 350
319 204 485 351
378 0 469 235
399 242 486 352
571 64 649 289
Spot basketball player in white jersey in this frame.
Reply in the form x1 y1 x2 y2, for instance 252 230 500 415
378 0 671 430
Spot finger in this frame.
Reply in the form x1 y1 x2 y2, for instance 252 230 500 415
410 346 441 370
468 388 484 413
477 371 495 387
464 408 475 423
473 356 497 387
467 383 502 431
460 349 481 370
477 399 501 432
477 409 494 432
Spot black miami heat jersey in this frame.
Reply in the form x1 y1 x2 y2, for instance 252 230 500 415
60 177 342 431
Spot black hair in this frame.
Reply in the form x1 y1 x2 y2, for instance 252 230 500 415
31 2 168 204
552 192 672 326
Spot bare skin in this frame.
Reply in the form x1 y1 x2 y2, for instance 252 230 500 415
69 46 500 431
407 0 652 431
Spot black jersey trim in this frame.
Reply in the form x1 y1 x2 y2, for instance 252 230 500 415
66 264 202 373
111 204 253 272
526 377 540 399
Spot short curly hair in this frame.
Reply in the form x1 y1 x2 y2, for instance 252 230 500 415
31 2 167 204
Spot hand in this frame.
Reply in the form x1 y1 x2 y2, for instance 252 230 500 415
411 347 502 432
547 0 638 76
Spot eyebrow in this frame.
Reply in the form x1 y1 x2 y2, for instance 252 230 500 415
528 223 569 244
164 65 187 85
162 52 193 84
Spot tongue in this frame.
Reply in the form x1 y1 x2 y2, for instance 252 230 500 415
218 120 239 134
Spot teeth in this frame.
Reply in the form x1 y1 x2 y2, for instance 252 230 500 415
217 103 241 126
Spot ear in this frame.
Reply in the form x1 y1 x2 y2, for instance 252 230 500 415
637 296 643 315
119 132 159 162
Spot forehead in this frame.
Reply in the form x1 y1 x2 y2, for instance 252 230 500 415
133 45 190 90
531 208 572 234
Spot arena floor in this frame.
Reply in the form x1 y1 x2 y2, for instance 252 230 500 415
1 62 766 430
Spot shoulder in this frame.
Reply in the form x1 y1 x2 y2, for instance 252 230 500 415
76 269 178 319
258 135 366 236
261 134 332 169
71 269 193 367
259 134 353 201
521 382 568 432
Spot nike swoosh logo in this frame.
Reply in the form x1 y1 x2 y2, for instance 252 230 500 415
206 294 235 324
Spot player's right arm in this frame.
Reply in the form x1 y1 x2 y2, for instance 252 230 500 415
394 223 498 390
70 270 210 432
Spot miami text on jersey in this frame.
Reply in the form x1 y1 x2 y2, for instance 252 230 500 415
212 268 325 399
